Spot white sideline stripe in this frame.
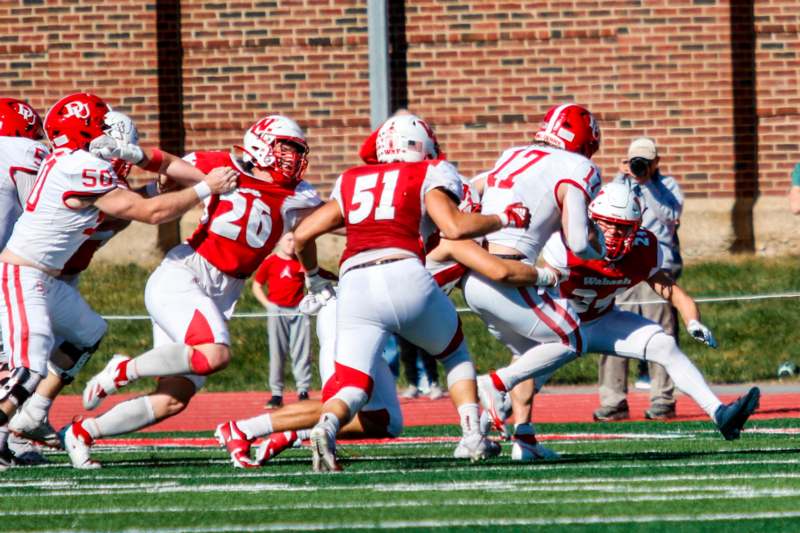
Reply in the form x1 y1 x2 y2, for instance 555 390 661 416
32 511 800 532
6 470 800 498
6 488 800 517
14 454 800 480
99 291 800 319
2 480 798 499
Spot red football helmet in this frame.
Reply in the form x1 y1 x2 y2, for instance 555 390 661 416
588 182 642 261
533 103 600 159
0 98 43 140
44 93 111 151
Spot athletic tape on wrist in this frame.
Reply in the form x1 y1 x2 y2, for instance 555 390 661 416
143 148 164 173
193 181 212 200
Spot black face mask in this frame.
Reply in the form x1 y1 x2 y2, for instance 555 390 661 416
629 157 651 178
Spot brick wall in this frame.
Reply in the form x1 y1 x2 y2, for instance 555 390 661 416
2 1 798 205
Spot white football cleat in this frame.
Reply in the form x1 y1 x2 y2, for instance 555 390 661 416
477 374 510 433
453 432 501 461
83 354 131 410
255 431 299 465
511 432 560 462
7 434 48 466
214 421 256 469
59 421 100 470
479 410 511 440
9 408 60 448
309 424 341 472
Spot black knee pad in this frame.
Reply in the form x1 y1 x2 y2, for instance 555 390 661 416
0 367 41 408
50 338 103 384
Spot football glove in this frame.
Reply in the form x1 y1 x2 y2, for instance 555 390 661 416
687 319 718 348
298 293 324 316
89 134 144 165
497 202 531 229
305 268 334 305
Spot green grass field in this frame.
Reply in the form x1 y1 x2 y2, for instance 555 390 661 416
3 418 800 532
69 255 800 393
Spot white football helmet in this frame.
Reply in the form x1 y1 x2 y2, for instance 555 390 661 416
588 182 642 261
376 114 439 163
238 115 308 186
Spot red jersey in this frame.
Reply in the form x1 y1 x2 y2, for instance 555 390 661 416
253 254 305 307
185 151 321 278
542 228 662 322
332 159 463 267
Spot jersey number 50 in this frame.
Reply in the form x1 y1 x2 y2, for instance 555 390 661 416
348 170 399 224
209 191 272 247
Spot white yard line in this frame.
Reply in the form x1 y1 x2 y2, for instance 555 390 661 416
27 510 800 533
4 471 800 498
5 488 800 517
15 454 800 481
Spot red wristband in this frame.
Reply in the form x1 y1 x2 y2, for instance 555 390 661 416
143 148 164 172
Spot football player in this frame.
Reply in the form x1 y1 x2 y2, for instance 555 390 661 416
292 113 531 471
62 115 322 469
502 182 759 448
462 103 605 452
215 129 556 468
7 112 158 454
0 92 237 470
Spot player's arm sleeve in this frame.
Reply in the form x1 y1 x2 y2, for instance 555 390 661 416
63 159 120 206
561 185 596 259
423 161 463 203
282 181 323 230
14 142 49 205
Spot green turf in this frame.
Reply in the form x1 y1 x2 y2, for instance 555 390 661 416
2 418 799 532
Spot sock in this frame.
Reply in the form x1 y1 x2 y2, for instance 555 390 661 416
319 413 340 437
237 414 273 441
129 344 192 379
496 343 577 391
296 428 311 441
645 334 722 419
23 393 53 424
0 425 8 450
457 403 480 436
84 396 157 439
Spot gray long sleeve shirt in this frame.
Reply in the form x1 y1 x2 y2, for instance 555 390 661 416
613 170 684 275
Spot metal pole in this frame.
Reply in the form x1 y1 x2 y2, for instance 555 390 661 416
368 0 390 129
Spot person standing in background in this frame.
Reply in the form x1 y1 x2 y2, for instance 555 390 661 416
594 137 685 421
252 232 312 409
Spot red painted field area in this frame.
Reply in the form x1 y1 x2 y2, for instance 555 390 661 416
49 388 800 433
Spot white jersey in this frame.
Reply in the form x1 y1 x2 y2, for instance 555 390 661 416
6 148 121 271
0 136 49 249
480 144 601 261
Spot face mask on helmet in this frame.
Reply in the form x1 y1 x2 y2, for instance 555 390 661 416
588 182 642 261
533 103 600 159
44 93 111 151
0 98 44 140
376 114 440 163
237 115 309 186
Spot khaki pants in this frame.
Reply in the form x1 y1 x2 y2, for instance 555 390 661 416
598 282 676 409
267 303 311 396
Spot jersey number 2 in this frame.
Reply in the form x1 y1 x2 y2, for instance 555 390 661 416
348 170 399 224
209 192 272 247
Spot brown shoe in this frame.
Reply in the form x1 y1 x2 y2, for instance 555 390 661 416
644 404 676 420
593 401 630 422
